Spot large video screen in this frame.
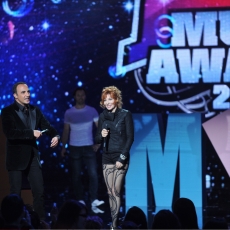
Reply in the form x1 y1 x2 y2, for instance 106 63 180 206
1 0 230 218
112 0 230 118
1 0 230 121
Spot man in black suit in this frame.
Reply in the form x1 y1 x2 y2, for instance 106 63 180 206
1 82 60 220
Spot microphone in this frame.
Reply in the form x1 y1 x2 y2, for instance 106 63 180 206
41 129 49 133
103 124 109 149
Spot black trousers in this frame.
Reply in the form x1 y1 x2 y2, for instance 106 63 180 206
69 145 98 202
8 152 45 219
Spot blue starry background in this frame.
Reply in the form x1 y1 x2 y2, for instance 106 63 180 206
0 0 139 139
0 0 230 222
0 0 142 204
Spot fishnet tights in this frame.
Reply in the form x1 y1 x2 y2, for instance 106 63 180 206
103 164 128 228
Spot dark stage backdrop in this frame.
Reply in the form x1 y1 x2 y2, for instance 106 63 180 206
0 0 230 220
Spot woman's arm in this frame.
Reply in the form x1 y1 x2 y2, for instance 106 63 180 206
118 111 134 164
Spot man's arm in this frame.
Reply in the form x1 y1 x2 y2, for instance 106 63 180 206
38 108 59 138
61 123 70 157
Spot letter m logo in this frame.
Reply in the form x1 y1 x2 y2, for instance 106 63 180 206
126 113 202 213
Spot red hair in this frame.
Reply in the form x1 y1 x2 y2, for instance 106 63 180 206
100 86 123 109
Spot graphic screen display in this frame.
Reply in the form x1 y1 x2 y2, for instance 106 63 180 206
1 0 230 119
0 1 230 218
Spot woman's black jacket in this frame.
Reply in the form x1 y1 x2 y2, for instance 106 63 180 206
95 108 134 164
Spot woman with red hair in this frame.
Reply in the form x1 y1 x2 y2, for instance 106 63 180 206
95 86 134 229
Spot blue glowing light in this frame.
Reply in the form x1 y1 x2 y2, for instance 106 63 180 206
51 0 61 4
124 1 133 12
77 81 83 87
155 14 175 48
108 64 126 79
156 39 172 48
42 22 50 30
2 0 34 17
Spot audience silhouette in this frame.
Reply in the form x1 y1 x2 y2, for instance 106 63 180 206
203 217 229 229
0 194 33 229
85 215 104 229
123 206 148 229
1 194 230 229
121 220 139 229
52 199 88 229
172 197 199 229
151 209 181 229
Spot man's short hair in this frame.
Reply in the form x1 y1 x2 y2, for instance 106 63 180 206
73 87 86 97
12 82 27 94
1 194 25 223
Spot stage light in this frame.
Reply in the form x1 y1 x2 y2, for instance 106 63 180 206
124 1 133 12
42 21 49 30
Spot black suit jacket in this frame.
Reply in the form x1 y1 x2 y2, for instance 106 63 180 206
1 102 59 171
95 108 134 164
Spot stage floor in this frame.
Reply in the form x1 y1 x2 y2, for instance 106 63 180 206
43 165 230 229
44 190 230 229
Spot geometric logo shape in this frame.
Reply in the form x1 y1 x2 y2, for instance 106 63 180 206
202 109 230 177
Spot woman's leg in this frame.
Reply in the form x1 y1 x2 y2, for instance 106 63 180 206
103 164 128 227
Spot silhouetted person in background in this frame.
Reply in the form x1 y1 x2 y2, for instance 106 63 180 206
203 217 228 229
121 220 139 229
151 209 181 229
1 194 32 229
0 214 4 229
124 206 148 229
53 199 88 229
85 215 104 229
172 197 199 229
